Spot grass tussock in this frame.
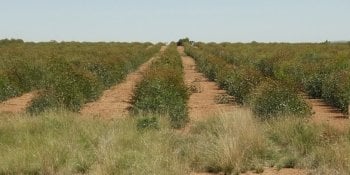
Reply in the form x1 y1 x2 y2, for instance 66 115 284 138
189 109 268 174
0 110 350 174
265 117 350 174
0 111 190 175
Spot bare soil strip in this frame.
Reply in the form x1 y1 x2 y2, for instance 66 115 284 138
302 94 349 132
0 92 37 113
80 46 167 118
191 168 307 175
241 168 307 175
178 46 237 121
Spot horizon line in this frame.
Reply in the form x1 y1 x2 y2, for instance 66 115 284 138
1 38 349 44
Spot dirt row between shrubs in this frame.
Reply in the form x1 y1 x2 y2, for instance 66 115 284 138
178 46 238 122
79 46 167 118
302 94 349 132
191 168 306 175
0 92 37 113
0 91 37 113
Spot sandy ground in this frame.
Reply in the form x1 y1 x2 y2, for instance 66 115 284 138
80 46 167 118
190 168 308 175
191 167 308 175
0 92 37 113
241 168 308 175
302 94 349 132
178 46 237 121
177 46 238 134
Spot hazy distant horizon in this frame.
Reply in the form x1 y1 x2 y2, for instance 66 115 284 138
1 0 349 43
2 38 350 44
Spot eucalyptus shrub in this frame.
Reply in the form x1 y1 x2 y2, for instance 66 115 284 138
250 80 311 119
217 67 263 104
132 45 189 128
302 73 326 98
0 41 160 113
0 75 20 101
322 71 350 114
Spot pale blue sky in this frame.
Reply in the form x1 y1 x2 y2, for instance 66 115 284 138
0 0 349 42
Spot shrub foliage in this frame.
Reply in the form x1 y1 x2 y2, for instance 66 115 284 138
0 41 160 113
132 44 189 128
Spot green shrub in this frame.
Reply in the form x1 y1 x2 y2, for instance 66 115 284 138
87 63 123 87
27 91 60 114
0 75 20 101
250 80 311 119
27 60 104 113
322 70 350 113
5 61 44 91
255 58 275 77
302 72 326 98
132 45 189 128
218 66 262 104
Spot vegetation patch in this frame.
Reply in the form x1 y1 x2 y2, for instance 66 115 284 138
249 79 311 119
0 41 161 113
132 44 189 128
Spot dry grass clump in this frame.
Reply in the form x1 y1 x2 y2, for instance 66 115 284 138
0 111 190 175
266 117 350 174
189 109 268 174
0 109 350 174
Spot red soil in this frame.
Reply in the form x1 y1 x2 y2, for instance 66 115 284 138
302 94 349 132
190 168 307 175
178 46 238 125
0 92 37 113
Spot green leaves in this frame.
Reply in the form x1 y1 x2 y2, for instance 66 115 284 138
0 42 160 113
132 45 189 128
322 71 350 113
250 80 311 119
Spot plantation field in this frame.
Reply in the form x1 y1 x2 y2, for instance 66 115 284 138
0 40 161 113
0 40 350 174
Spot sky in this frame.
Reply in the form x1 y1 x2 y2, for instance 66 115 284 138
0 0 349 43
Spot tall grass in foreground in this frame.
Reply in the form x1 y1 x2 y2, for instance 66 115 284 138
0 111 190 175
189 110 268 174
0 110 349 174
189 110 350 174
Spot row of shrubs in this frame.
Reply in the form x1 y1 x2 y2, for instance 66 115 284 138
184 44 311 119
131 44 189 128
0 41 161 113
203 42 350 114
